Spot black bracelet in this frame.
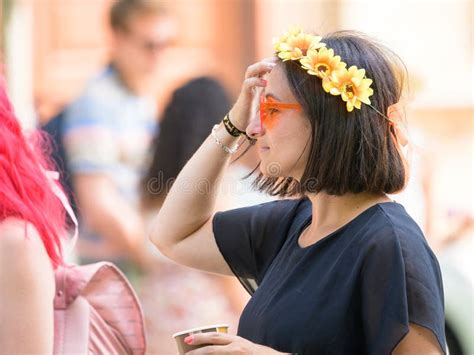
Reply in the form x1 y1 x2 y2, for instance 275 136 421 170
223 113 248 138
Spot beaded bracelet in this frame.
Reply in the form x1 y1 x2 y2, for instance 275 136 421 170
211 124 242 154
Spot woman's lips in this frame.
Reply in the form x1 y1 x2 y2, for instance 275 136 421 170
259 146 270 153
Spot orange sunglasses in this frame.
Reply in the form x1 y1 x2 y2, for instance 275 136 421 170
260 96 301 128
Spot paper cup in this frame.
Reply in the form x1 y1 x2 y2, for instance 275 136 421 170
172 324 229 355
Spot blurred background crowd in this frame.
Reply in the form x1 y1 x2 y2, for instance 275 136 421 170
1 0 472 354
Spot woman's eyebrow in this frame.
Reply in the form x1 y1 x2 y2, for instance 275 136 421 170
265 93 282 102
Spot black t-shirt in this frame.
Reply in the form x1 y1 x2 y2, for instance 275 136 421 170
213 198 446 355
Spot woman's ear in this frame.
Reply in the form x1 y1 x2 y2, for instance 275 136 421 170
387 103 409 147
393 122 409 147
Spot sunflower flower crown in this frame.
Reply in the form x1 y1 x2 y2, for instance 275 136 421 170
273 27 374 113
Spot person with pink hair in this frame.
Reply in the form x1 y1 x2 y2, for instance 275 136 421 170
0 77 67 352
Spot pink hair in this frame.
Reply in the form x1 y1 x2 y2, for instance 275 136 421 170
0 77 66 268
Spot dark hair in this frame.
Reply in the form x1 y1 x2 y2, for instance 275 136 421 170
141 77 231 205
254 30 408 197
110 0 165 32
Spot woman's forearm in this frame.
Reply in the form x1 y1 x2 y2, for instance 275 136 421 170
150 122 240 249
150 59 275 255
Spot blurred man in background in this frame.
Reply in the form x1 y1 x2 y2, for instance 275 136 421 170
62 0 173 272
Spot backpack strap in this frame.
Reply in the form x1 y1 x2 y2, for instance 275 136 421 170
54 264 86 307
42 168 78 256
53 265 90 354
54 266 68 309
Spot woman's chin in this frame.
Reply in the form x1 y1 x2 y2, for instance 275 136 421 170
260 160 284 177
259 160 304 181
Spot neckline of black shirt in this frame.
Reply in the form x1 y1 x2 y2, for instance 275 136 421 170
294 200 401 250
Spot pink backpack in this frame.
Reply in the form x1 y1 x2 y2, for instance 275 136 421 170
53 262 146 354
43 170 146 353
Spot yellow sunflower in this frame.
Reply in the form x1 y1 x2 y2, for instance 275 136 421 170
274 29 326 61
300 47 347 91
327 65 374 112
273 27 302 52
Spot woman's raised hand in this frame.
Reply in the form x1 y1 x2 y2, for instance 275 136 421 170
228 58 277 132
149 60 279 279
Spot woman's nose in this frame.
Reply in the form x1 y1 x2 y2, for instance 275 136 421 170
246 111 266 139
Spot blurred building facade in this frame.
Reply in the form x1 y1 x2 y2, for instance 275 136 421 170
3 0 258 124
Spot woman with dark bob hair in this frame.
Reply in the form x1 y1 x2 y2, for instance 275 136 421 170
150 29 446 354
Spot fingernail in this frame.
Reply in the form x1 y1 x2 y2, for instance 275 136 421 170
184 335 193 344
262 79 267 85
